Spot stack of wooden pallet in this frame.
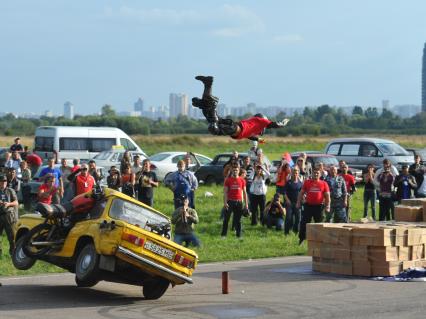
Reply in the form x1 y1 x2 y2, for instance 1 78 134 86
307 222 426 276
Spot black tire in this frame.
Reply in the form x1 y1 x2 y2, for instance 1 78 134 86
205 175 216 185
143 277 170 300
12 235 36 270
22 223 54 258
75 243 100 285
75 276 99 288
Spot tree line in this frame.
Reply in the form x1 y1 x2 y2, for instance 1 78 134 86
1 104 426 137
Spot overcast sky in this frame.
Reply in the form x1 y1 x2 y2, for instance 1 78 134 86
1 1 426 115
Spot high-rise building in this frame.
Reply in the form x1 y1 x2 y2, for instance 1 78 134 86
64 101 74 119
422 42 426 112
169 93 189 118
134 98 144 113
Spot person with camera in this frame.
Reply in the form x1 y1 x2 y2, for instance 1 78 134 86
250 164 270 226
222 166 248 239
393 164 417 203
377 164 395 221
0 174 18 256
264 193 285 231
136 159 159 206
171 194 200 247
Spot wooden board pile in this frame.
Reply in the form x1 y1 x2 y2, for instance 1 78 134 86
394 198 426 222
307 222 426 276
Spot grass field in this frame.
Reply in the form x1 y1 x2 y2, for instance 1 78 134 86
0 133 413 276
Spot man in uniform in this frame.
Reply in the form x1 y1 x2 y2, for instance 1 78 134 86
325 165 348 223
0 174 18 256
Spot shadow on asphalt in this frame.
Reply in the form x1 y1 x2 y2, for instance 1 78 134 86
0 284 142 311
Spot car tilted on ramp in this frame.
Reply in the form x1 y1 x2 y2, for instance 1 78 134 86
12 188 198 300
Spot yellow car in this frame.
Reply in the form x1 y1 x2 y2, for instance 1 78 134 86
12 188 198 300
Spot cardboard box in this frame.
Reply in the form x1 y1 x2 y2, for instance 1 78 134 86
352 227 396 246
352 261 371 276
402 260 417 269
371 261 402 276
306 223 324 242
411 244 425 260
407 228 426 245
395 206 423 222
307 241 321 257
398 246 411 261
351 245 368 261
395 226 408 246
320 243 351 260
368 246 399 262
402 198 426 206
320 225 352 246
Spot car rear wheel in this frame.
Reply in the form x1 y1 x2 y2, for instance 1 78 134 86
205 175 216 185
142 277 170 300
75 243 100 286
12 235 36 270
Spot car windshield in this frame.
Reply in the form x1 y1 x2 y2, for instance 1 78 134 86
109 198 169 230
197 155 212 165
376 143 409 156
94 152 113 160
149 153 170 161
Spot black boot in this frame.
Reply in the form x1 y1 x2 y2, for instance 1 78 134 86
195 75 213 86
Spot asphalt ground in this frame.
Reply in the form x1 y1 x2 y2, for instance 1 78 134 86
1 256 426 319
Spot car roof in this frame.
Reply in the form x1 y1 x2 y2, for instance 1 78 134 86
291 152 335 158
327 137 396 144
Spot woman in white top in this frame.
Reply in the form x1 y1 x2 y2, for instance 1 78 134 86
250 164 270 226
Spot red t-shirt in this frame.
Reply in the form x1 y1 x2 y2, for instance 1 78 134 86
75 174 95 195
26 153 43 167
302 179 329 205
224 176 246 201
340 174 355 193
71 165 81 173
235 117 273 139
38 183 57 204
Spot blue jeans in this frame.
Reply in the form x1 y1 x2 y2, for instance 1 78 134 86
363 189 376 220
284 202 300 235
174 233 200 247
266 214 284 231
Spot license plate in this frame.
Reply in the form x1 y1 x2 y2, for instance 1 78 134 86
144 240 174 260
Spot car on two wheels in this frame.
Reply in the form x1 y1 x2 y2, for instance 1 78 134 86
12 188 198 300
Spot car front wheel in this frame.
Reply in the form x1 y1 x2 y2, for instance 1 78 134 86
143 277 170 300
12 236 36 270
75 243 100 287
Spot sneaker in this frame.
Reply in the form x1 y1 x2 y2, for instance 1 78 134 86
195 75 213 85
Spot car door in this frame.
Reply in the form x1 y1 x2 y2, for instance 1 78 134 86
358 143 382 170
339 143 361 170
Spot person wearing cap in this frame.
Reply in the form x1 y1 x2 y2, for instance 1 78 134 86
39 157 63 203
171 194 200 247
0 174 18 256
9 137 23 153
67 163 95 196
393 164 417 203
136 159 158 206
107 166 121 190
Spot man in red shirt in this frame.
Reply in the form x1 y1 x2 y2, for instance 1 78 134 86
222 166 248 238
340 164 356 221
67 163 95 196
192 75 289 142
38 175 57 205
25 150 43 176
296 167 331 244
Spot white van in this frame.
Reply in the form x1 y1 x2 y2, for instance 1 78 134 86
34 126 145 161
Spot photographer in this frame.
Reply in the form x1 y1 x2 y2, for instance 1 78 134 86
264 193 285 231
171 194 200 247
0 174 18 256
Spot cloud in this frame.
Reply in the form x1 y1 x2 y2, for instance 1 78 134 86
101 4 265 37
272 34 304 44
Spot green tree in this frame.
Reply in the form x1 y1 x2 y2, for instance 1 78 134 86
101 104 116 117
352 106 363 116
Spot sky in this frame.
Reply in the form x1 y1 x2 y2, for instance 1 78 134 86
1 1 426 115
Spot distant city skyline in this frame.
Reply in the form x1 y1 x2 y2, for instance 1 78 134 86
1 1 425 114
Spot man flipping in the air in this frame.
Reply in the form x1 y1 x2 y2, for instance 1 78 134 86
192 75 289 142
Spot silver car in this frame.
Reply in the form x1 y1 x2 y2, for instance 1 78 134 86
324 137 414 171
91 149 148 172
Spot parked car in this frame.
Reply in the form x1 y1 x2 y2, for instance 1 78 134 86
195 152 272 184
12 188 198 300
405 148 426 163
92 149 148 172
324 137 414 171
149 152 212 181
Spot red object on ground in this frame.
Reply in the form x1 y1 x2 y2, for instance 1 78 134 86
222 271 229 294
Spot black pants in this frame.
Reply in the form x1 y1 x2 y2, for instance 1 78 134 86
138 194 153 207
221 200 243 237
379 196 394 221
250 194 265 225
299 204 323 242
285 202 300 235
